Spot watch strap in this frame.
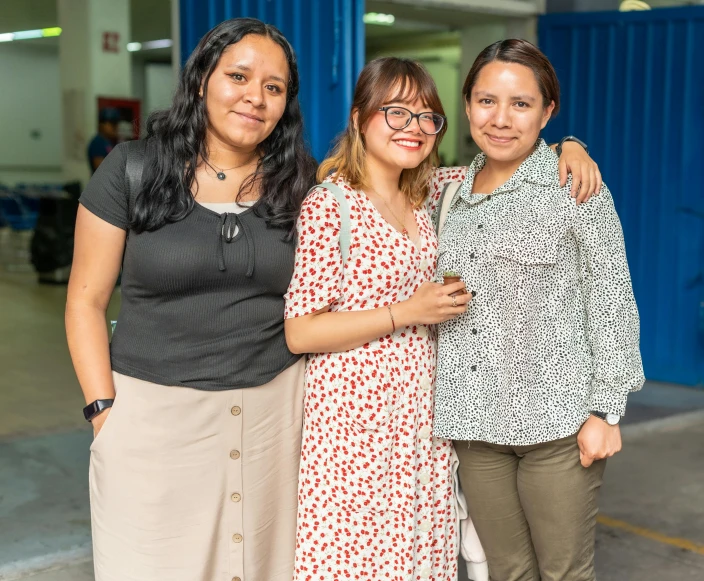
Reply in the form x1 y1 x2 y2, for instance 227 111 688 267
556 135 589 157
83 399 114 422
590 410 620 425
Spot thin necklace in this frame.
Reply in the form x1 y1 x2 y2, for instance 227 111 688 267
367 188 410 238
202 156 257 181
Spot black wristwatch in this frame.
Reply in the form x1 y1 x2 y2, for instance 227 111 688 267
83 399 114 422
556 135 589 157
590 410 620 426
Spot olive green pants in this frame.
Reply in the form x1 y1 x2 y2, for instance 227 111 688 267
454 435 606 581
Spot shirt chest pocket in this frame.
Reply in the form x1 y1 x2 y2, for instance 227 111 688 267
489 216 567 267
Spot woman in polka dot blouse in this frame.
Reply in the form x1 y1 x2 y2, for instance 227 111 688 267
431 40 645 581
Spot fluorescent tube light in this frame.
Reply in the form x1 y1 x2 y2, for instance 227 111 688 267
363 12 395 26
42 27 62 37
12 29 44 40
0 27 62 42
141 39 173 50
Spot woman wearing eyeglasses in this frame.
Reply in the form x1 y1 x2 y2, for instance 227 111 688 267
284 58 469 581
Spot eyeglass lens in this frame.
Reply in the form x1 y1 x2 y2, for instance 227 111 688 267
385 107 444 134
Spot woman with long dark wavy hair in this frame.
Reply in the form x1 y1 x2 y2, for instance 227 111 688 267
65 18 316 581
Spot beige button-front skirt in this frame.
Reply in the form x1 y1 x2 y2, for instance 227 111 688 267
89 359 305 581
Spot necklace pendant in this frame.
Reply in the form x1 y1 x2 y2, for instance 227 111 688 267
216 172 226 181
402 228 409 237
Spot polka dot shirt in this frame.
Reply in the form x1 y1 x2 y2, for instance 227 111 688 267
429 140 645 446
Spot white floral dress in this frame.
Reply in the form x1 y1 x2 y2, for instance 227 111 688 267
284 178 457 581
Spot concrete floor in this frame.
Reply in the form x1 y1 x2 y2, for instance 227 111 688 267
1 268 703 581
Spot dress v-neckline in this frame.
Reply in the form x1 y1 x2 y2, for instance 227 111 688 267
359 190 423 252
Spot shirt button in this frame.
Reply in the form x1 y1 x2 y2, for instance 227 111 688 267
419 472 431 485
416 325 428 338
231 406 242 416
420 377 431 391
419 426 431 439
471 290 477 297
471 365 477 372
231 492 242 502
472 328 478 335
420 565 432 578
232 533 243 543
486 195 492 201
470 252 475 259
477 224 483 229
420 258 429 270
418 521 432 533
230 450 240 460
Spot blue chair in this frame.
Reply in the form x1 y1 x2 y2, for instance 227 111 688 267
0 194 38 231
0 190 38 271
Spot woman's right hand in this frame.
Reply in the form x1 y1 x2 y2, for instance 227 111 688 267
398 281 471 326
92 408 112 437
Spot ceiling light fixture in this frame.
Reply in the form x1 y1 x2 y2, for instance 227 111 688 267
619 0 651 10
141 39 173 50
363 12 395 26
127 39 173 52
0 27 63 43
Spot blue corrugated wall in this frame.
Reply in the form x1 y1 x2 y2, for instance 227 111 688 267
540 7 704 387
179 0 365 161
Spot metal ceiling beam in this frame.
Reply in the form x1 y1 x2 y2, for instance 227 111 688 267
370 0 545 17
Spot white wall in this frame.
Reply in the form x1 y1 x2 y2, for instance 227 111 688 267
145 63 175 120
0 43 63 185
132 60 176 134
0 43 173 186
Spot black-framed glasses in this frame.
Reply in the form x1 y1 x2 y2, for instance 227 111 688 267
378 106 446 135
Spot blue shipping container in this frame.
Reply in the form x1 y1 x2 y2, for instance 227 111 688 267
179 0 365 161
540 7 704 386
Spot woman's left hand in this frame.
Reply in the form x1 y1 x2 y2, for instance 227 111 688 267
558 141 603 204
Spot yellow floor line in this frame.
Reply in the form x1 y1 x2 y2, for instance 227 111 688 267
597 514 704 556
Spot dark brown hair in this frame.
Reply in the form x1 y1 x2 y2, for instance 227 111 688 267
318 57 447 207
462 39 560 118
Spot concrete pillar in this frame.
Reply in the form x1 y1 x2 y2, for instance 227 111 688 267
171 0 181 86
58 0 132 186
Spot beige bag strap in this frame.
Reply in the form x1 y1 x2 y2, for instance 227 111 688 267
436 181 462 237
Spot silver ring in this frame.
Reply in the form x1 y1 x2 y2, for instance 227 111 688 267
451 295 457 308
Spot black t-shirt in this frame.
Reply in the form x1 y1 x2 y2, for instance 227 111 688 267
80 141 301 390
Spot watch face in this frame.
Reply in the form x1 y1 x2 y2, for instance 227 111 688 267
83 402 97 421
606 413 620 425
